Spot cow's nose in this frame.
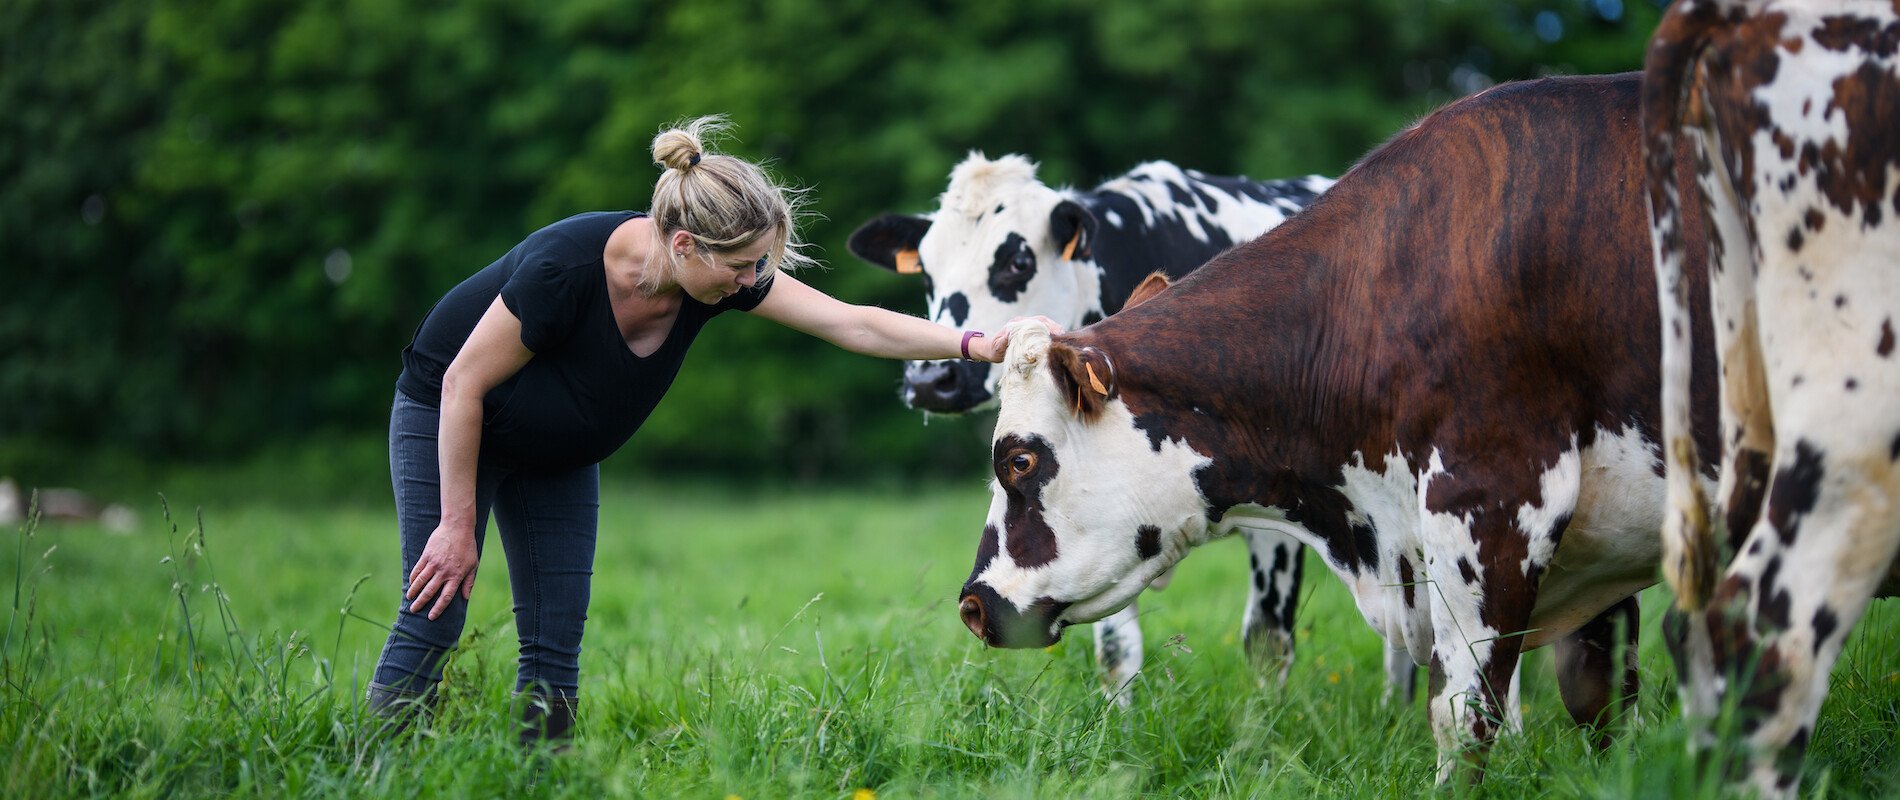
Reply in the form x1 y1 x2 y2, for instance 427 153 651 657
905 360 961 404
959 594 986 641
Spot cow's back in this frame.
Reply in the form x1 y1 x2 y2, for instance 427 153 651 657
1110 73 1717 479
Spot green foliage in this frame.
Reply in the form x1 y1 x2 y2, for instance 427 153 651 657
5 483 1898 797
4 0 1666 479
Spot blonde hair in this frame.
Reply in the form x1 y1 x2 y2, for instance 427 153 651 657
647 115 815 294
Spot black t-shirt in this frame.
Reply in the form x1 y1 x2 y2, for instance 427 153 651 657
396 211 772 470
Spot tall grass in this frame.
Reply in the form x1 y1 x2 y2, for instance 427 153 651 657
2 480 1895 798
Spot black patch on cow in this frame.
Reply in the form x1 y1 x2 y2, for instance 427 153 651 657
994 203 1005 216
1776 725 1811 790
1349 523 1379 574
1137 525 1162 559
1398 554 1418 609
1190 184 1222 212
1726 448 1773 552
1766 440 1826 546
1132 412 1173 453
942 291 970 327
1891 431 1900 461
1081 311 1103 326
920 270 935 303
1258 543 1288 626
1757 556 1791 632
1787 226 1804 252
994 434 1062 568
1812 606 1839 655
966 524 1000 587
1162 181 1193 207
1547 512 1573 540
988 233 1036 302
1282 545 1304 625
1458 556 1479 585
1880 318 1895 357
1846 377 1859 391
1835 294 1848 308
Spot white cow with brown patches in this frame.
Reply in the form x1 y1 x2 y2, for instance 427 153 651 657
955 73 1721 784
1643 1 1900 795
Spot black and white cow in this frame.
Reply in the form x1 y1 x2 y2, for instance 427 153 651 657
1643 2 1900 795
848 156 1384 703
955 73 1721 783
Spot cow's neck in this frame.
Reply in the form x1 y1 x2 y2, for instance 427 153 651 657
1082 206 1409 582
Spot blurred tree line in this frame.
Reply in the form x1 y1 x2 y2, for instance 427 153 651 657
3 0 1664 485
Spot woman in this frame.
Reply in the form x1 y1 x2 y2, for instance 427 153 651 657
369 116 1044 744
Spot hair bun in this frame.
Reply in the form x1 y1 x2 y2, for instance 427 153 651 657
652 116 730 172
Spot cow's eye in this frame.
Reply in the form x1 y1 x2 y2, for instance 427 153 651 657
1009 250 1034 274
1008 451 1037 481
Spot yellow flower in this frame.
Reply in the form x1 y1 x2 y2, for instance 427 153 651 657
853 790 878 800
1328 672 1341 684
726 795 743 800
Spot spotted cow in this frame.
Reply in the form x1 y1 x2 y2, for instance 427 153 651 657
848 158 1384 703
1642 2 1900 795
955 73 1721 783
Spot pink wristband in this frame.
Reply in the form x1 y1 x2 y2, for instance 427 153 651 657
960 330 985 361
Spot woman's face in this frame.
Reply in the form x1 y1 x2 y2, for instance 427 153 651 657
675 234 771 304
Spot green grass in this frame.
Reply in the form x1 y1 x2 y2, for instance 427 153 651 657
3 479 1896 798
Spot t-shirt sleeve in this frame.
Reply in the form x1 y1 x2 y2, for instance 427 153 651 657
499 259 583 353
714 273 776 314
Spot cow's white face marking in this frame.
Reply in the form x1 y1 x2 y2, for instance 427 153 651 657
970 323 1212 633
916 155 1103 344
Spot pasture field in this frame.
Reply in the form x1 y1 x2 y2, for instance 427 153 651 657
3 477 1896 798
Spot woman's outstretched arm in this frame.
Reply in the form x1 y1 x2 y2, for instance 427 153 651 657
747 272 1056 362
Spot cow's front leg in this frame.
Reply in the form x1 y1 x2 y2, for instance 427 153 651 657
1419 455 1570 784
1093 601 1143 707
1240 527 1302 686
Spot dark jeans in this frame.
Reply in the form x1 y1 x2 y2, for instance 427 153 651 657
372 391 599 701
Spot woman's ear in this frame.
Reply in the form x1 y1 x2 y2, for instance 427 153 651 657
669 229 696 255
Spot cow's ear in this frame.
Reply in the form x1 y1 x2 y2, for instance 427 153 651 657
847 213 932 274
1048 339 1115 420
1122 272 1171 311
1048 200 1096 262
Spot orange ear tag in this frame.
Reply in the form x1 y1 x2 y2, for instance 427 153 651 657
895 250 921 274
1085 363 1108 396
1061 235 1080 262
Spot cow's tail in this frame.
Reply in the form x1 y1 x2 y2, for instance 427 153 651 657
1642 2 1727 612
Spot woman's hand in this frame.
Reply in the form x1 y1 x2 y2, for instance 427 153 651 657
406 523 479 620
973 315 1063 362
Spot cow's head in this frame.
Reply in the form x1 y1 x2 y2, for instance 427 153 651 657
956 312 1212 649
848 153 1103 414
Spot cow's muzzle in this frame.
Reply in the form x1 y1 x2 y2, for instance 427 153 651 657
902 359 993 414
957 582 1069 648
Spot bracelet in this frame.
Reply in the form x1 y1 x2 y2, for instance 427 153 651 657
960 330 985 361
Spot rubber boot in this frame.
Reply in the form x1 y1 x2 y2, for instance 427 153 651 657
365 682 436 738
518 693 579 752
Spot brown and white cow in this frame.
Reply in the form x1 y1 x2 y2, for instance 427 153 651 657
955 73 1719 782
848 156 1398 704
1642 1 1900 795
